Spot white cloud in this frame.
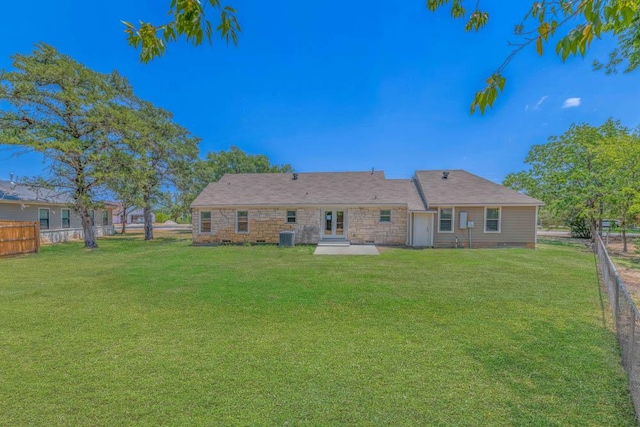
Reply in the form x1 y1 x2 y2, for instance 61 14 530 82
534 95 548 110
562 97 581 108
525 95 549 112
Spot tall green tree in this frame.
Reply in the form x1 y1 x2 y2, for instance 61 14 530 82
116 101 200 240
162 146 293 220
597 130 640 251
504 119 628 239
0 43 134 248
126 1 639 114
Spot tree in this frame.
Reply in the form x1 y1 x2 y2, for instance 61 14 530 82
426 1 639 113
115 101 200 240
127 2 639 113
105 154 141 235
504 119 628 239
123 0 240 63
596 130 640 251
161 146 293 221
0 43 134 248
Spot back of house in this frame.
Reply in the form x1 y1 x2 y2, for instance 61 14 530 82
190 169 543 248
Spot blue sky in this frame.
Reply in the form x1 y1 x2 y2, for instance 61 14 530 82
1 1 640 183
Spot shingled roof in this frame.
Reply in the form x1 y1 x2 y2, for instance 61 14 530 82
191 172 427 211
414 170 543 206
0 180 73 205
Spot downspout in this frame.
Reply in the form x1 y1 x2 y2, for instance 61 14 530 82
407 212 412 246
535 205 539 245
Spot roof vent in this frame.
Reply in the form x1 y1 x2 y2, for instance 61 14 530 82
293 173 299 180
371 167 375 174
442 171 450 180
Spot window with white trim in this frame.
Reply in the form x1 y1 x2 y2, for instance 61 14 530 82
438 207 454 233
286 210 296 223
236 211 249 233
102 210 109 226
485 207 501 233
61 209 71 228
380 210 391 223
39 208 50 230
200 211 211 233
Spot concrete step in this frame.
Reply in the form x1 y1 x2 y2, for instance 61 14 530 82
318 240 350 247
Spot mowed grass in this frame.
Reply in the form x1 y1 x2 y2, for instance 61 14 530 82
0 232 635 426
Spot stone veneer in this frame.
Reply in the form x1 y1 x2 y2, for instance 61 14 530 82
40 225 115 244
193 207 410 245
193 208 322 244
347 207 407 245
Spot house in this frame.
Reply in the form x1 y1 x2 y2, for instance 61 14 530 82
0 180 115 244
111 204 156 224
190 170 543 248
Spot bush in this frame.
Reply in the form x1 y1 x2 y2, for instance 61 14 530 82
570 217 592 239
176 215 192 224
155 212 170 223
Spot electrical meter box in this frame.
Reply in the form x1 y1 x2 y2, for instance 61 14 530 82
467 221 475 229
459 212 467 229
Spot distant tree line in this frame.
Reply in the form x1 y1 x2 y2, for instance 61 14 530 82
505 118 640 251
0 44 291 248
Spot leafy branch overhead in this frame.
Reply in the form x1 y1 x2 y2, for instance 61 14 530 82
123 0 241 63
127 1 639 113
426 0 639 114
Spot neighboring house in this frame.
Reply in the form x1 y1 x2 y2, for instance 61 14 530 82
0 180 115 244
190 170 543 248
111 204 156 224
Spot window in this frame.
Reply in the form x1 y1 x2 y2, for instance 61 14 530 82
236 211 249 233
102 211 109 226
39 208 50 230
88 210 95 226
380 210 391 223
200 211 211 233
485 207 501 233
61 209 71 228
438 207 454 233
286 210 296 223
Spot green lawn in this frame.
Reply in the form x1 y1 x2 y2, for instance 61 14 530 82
0 233 635 426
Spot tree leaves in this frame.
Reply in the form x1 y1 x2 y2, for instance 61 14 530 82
504 119 638 234
427 0 640 114
124 0 241 63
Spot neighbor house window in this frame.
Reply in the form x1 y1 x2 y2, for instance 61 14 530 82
61 209 71 228
102 211 109 226
200 211 211 233
88 210 95 226
286 210 296 223
380 210 391 223
236 211 249 233
485 207 501 233
39 208 50 230
438 207 454 233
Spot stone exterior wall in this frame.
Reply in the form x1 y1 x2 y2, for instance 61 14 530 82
347 207 408 245
193 208 322 245
40 225 115 244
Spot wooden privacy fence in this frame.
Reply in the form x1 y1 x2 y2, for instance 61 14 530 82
0 220 40 257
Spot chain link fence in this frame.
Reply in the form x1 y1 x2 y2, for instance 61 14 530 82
595 234 640 419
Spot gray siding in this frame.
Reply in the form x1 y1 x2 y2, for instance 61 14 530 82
0 202 112 229
1 201 113 244
0 202 81 228
432 206 536 248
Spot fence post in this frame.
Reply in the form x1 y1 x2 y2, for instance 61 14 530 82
34 221 40 253
630 310 636 376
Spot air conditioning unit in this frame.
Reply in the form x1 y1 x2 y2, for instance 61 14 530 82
279 231 295 247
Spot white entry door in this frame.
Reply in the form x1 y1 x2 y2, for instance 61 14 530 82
413 213 433 247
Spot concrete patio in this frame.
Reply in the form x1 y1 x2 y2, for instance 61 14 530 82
313 245 379 255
